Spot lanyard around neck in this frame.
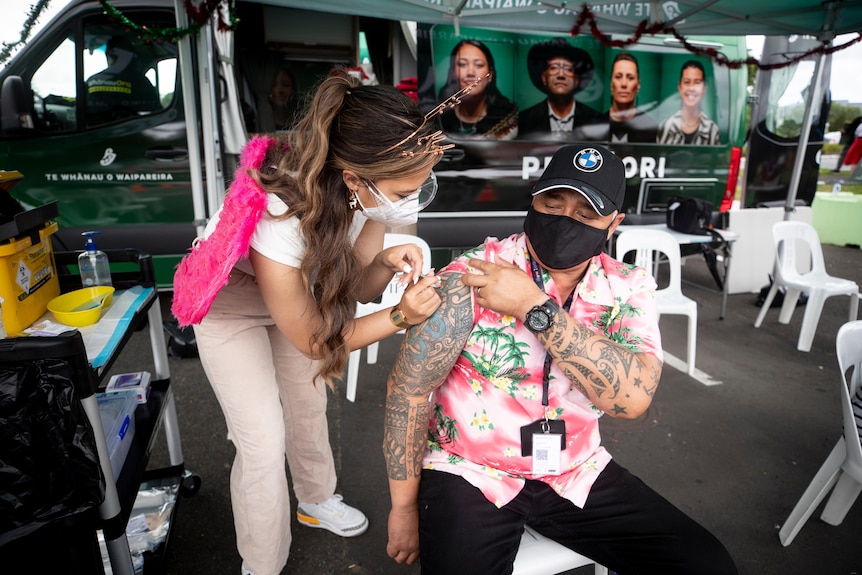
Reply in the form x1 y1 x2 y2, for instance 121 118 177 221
527 252 574 407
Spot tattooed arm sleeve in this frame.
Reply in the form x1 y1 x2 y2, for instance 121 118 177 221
383 272 474 485
383 277 472 564
536 307 662 420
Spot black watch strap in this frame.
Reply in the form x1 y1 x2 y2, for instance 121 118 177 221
525 298 559 334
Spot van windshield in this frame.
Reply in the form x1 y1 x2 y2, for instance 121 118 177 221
83 21 177 126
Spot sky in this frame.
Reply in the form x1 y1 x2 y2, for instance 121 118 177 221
746 34 862 105
2 0 862 103
1 0 67 63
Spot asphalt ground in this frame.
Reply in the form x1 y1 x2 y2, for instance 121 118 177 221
108 237 862 575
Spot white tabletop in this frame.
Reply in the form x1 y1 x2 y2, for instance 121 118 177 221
615 223 739 244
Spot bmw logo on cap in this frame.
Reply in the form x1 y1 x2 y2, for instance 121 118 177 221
574 148 603 172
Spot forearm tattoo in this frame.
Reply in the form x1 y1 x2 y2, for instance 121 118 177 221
541 311 659 416
383 274 473 480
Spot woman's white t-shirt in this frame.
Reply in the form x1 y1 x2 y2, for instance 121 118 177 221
204 193 368 275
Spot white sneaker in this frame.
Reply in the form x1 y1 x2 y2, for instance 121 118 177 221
296 494 369 537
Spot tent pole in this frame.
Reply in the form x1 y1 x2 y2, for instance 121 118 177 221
783 0 838 221
175 0 207 237
782 48 826 221
197 25 226 216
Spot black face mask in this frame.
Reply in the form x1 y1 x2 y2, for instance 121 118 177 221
523 206 610 270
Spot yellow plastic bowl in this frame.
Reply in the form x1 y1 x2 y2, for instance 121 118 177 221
47 286 115 327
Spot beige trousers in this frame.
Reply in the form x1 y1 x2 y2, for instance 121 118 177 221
194 269 337 575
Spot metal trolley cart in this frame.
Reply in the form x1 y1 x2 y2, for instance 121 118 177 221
0 249 199 574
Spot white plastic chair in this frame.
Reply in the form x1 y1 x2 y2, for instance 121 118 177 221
345 233 432 402
754 221 859 352
512 526 608 575
616 228 698 375
778 320 862 546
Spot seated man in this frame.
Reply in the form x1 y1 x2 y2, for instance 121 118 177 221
383 144 737 574
86 36 161 125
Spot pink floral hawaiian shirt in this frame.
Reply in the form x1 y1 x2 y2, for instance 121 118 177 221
423 233 663 509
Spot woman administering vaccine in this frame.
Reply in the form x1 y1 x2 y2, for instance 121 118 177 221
172 70 447 575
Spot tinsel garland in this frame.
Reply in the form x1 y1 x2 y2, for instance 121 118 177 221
569 3 862 71
0 0 53 65
0 0 239 66
99 0 239 43
2 0 860 69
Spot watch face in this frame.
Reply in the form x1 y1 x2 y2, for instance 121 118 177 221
390 308 412 329
527 307 551 332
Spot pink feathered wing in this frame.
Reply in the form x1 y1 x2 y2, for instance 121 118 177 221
171 136 274 326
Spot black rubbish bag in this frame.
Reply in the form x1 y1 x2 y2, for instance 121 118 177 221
754 274 809 308
0 358 105 546
164 321 199 359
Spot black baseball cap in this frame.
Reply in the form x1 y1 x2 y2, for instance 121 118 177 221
531 145 626 217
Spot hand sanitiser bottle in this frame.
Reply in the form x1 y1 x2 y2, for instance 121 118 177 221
79 231 112 287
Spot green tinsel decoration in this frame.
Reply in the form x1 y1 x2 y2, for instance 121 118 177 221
99 0 239 44
0 0 239 66
0 0 54 65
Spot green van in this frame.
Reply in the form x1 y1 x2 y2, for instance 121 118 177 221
0 0 828 286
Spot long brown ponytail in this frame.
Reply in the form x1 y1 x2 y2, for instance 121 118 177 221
253 71 441 386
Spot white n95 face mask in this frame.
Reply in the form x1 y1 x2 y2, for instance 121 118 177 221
359 171 437 227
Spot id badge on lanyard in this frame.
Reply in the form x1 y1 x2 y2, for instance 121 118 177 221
520 417 565 474
519 252 572 476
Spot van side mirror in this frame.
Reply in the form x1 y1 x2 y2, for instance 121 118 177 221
1 76 35 135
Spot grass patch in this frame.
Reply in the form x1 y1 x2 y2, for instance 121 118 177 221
816 182 862 194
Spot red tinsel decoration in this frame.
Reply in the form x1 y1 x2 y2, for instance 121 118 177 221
570 3 862 71
183 0 235 32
